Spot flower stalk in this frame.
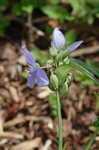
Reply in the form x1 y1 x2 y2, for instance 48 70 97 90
56 89 63 150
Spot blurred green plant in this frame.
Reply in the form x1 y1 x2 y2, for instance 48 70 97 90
31 45 49 65
65 29 77 46
84 117 99 150
0 0 99 35
96 94 99 110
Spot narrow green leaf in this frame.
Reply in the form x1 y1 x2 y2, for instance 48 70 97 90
75 73 96 86
86 60 99 78
70 58 99 84
84 132 97 150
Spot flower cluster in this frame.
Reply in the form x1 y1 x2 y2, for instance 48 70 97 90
21 45 49 88
21 28 83 88
51 28 83 51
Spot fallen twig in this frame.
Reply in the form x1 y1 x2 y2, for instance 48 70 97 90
11 138 41 150
0 131 23 139
71 45 99 57
4 116 52 128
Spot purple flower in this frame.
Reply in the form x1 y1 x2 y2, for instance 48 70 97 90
67 41 83 52
51 28 83 51
51 28 65 49
21 45 49 88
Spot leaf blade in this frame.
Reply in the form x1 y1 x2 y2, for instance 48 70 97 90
70 58 99 84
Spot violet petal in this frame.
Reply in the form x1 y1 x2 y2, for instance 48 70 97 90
27 69 37 88
21 45 36 66
67 40 83 52
36 68 49 87
51 28 65 49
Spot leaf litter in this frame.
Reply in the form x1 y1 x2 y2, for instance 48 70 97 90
0 41 99 150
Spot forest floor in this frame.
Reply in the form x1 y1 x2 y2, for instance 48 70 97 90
0 21 99 150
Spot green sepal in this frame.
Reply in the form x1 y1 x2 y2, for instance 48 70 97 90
56 50 70 63
49 46 58 57
50 72 59 90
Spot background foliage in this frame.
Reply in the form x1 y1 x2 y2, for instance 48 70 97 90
0 0 99 35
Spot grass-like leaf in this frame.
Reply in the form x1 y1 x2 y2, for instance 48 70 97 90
70 58 99 85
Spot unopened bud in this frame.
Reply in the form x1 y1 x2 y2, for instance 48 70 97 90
47 59 53 65
63 56 70 64
50 73 58 90
49 46 58 57
64 73 72 92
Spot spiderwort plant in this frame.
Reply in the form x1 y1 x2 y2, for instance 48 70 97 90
49 28 83 150
21 28 99 150
49 28 99 150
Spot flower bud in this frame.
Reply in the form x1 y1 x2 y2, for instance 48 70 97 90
50 73 58 90
49 46 58 57
63 56 70 64
51 28 65 49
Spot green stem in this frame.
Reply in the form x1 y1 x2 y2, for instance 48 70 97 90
56 90 63 150
84 131 97 150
